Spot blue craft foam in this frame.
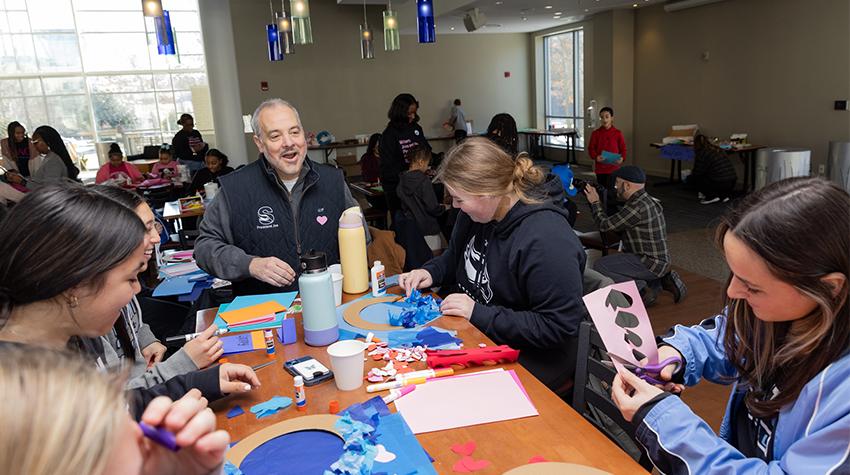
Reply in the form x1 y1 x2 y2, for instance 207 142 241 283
279 318 297 345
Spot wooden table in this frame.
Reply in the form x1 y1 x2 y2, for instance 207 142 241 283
650 142 763 190
198 291 646 474
519 129 578 164
308 142 365 164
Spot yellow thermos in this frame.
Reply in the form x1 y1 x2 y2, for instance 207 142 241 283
338 206 369 293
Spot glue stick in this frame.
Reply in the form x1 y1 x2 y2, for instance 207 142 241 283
294 375 307 411
264 329 275 355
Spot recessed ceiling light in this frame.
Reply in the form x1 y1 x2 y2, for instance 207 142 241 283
450 26 455 30
495 1 502 4
553 15 561 18
554 11 562 15
521 16 528 20
632 3 638 6
544 5 553 8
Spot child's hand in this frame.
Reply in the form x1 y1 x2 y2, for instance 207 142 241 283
218 363 261 394
183 325 223 369
141 342 168 366
140 390 229 475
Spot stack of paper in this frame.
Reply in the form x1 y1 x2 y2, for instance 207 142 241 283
213 292 298 332
394 369 538 434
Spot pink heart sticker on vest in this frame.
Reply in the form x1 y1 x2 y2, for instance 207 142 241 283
316 215 328 225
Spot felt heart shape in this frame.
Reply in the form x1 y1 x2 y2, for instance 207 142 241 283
373 444 396 463
452 459 472 473
460 456 491 472
316 215 328 225
528 455 548 463
451 440 476 457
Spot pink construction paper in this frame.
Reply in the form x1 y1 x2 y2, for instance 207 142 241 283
436 369 534 405
394 369 539 434
582 281 659 368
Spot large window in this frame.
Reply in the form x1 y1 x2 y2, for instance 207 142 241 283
0 0 213 173
544 29 584 149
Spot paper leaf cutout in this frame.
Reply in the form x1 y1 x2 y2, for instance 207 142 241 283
615 311 640 328
605 289 633 311
624 330 643 346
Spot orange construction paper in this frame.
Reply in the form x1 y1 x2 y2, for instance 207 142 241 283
220 301 286 325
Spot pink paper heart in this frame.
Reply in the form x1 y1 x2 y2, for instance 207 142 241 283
316 215 328 225
460 456 491 472
452 459 472 473
528 455 548 463
450 441 476 457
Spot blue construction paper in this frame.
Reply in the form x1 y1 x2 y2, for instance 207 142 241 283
221 333 262 355
660 144 695 161
227 406 245 418
177 281 210 302
152 274 199 297
250 396 292 419
239 430 344 475
213 292 297 332
601 150 621 164
223 292 298 313
325 415 378 475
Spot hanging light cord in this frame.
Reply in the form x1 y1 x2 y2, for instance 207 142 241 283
363 0 368 28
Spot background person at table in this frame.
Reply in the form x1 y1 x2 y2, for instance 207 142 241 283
584 166 686 306
588 107 626 215
96 143 143 186
189 148 234 195
485 113 519 155
688 133 737 204
399 138 586 393
5 126 77 189
0 345 232 475
91 185 225 390
611 177 850 473
195 98 368 297
171 113 208 173
360 132 381 183
443 98 467 143
397 146 447 252
1 121 39 177
0 184 259 405
149 144 180 182
380 93 432 213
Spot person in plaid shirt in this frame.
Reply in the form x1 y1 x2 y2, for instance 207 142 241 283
583 166 686 306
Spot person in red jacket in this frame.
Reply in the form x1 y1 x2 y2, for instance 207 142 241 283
587 107 626 215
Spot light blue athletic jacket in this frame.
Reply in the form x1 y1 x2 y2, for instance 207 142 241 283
636 314 850 474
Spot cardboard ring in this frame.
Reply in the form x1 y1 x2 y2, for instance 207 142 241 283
342 295 406 331
227 414 342 466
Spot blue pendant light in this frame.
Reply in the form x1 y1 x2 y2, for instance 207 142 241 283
416 0 435 43
154 10 176 55
266 0 284 61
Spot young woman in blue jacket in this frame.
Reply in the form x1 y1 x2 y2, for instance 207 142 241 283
612 176 849 473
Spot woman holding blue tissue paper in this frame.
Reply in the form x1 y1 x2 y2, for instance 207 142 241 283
399 138 586 394
611 177 850 473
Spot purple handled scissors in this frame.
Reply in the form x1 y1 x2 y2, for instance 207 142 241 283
604 354 683 385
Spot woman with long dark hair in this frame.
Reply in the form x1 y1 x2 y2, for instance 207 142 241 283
379 93 432 212
612 177 850 472
1 121 38 176
360 132 382 183
485 113 519 155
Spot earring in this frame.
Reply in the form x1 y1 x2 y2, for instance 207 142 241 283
66 295 78 308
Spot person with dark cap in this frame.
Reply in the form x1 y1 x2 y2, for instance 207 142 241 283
583 165 686 306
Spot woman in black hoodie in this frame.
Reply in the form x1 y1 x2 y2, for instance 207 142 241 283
399 137 587 394
379 93 432 212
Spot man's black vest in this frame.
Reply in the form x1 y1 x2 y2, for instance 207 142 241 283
219 157 346 296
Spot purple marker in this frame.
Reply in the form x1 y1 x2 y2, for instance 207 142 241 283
139 421 179 452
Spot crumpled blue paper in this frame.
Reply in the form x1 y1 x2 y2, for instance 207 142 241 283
223 460 243 475
388 289 442 328
324 414 378 475
386 326 463 350
226 405 245 419
250 396 292 419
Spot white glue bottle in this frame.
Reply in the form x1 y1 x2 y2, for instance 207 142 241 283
294 375 306 412
370 260 386 297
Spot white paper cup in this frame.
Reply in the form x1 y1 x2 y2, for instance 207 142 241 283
332 273 344 306
327 340 366 391
328 264 342 274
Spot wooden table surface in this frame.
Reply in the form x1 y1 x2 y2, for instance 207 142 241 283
199 290 646 474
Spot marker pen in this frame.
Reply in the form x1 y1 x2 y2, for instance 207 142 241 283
366 376 427 393
382 385 415 404
139 422 179 452
395 368 453 383
165 328 229 343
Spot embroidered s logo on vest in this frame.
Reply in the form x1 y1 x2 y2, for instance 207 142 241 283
257 206 276 227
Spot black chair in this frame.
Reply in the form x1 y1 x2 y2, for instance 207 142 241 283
573 320 653 470
577 186 621 255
